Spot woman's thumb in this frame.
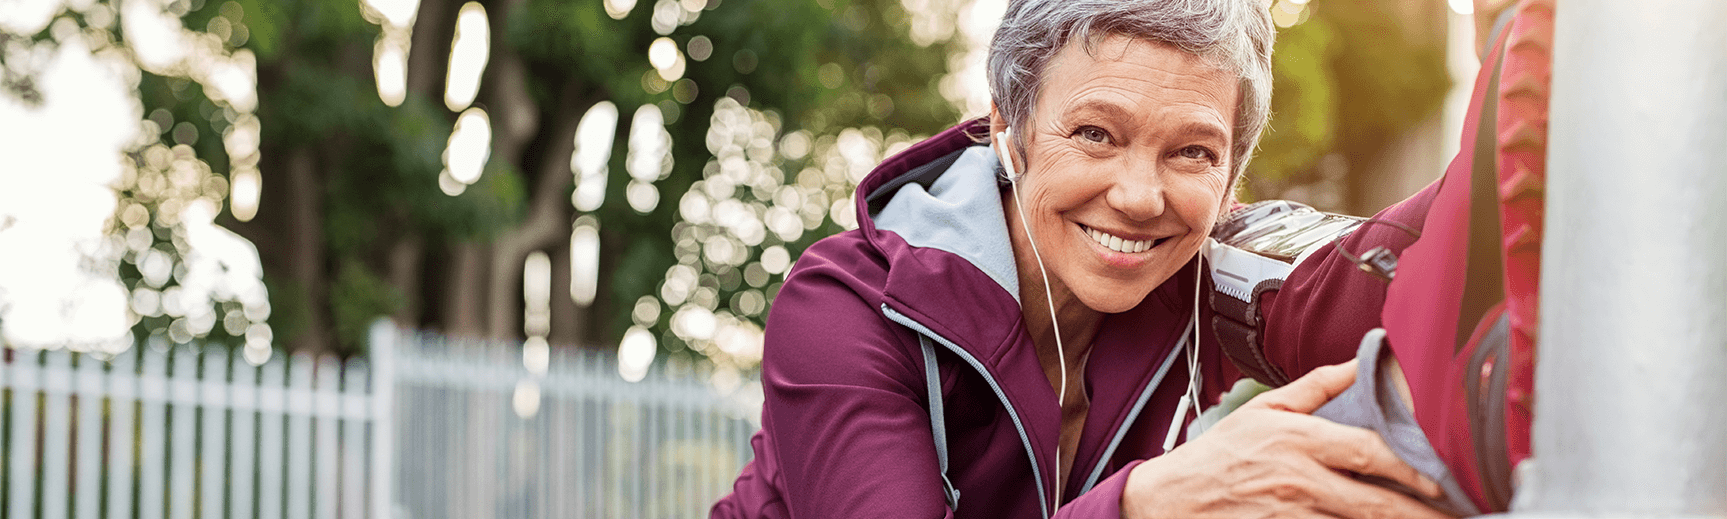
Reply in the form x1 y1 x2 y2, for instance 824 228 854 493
1240 359 1359 414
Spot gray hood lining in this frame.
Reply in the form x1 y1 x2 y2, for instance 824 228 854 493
870 145 1021 302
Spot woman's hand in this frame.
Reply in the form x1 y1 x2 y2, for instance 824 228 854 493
1120 360 1453 519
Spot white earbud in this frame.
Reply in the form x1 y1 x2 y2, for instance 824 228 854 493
994 130 1020 182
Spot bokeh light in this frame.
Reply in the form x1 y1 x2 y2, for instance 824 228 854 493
605 0 639 20
618 325 657 382
443 107 492 186
373 36 409 107
523 335 550 375
651 95 922 372
687 35 714 62
224 113 262 221
523 251 552 337
1271 0 1313 28
626 104 673 213
570 217 602 306
444 2 490 112
512 379 541 418
572 102 620 212
649 37 686 82
362 0 424 28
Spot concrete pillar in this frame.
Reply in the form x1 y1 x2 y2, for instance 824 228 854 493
1527 0 1727 514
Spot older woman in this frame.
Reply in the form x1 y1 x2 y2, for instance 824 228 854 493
712 1 1450 517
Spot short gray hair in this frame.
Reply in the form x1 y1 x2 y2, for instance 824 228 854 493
987 0 1275 186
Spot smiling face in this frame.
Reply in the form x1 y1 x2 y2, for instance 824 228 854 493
998 34 1238 315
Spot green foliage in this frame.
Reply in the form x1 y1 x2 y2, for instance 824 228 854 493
329 259 402 355
1244 1 1450 208
264 273 310 345
232 0 285 59
608 233 672 334
137 72 233 171
804 0 959 131
1322 0 1450 153
418 159 530 240
507 0 634 88
261 64 384 148
1251 16 1338 187
684 0 829 121
273 0 375 58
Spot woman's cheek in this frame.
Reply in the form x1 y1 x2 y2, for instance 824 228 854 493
1177 174 1228 226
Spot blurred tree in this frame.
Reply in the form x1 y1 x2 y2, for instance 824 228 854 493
213 0 961 359
6 0 1446 371
1246 0 1451 215
0 0 275 359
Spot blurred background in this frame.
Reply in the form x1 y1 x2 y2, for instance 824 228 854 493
0 0 1488 517
0 0 1486 367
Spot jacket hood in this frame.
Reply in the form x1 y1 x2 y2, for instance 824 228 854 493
852 119 1029 371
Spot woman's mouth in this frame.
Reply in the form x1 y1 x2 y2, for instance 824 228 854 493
1081 224 1167 254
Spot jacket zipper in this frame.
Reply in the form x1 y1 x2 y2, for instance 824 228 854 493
1077 321 1188 494
882 304 1053 519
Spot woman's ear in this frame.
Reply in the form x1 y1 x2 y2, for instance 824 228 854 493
989 103 1009 139
988 103 1022 179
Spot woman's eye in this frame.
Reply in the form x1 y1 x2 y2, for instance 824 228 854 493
1178 145 1217 162
1075 126 1111 144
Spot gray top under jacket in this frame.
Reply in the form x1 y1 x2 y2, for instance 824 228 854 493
1313 328 1481 517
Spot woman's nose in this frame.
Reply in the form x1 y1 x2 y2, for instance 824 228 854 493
1108 163 1166 222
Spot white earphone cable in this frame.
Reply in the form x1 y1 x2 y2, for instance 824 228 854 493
996 130 1068 507
995 130 1208 504
1187 251 1204 422
1164 250 1206 453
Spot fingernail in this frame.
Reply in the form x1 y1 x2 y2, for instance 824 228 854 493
1421 476 1443 498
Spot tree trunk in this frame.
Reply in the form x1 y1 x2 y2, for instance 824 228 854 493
407 0 456 104
483 199 574 339
388 232 425 324
282 147 330 354
481 84 594 339
476 0 548 340
484 0 538 163
548 232 582 347
441 241 488 337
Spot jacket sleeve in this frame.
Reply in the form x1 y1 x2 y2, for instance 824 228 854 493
752 242 957 519
1258 180 1439 378
1050 460 1145 519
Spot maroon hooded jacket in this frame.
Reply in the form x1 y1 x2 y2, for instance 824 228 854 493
709 10 1550 508
710 120 1247 519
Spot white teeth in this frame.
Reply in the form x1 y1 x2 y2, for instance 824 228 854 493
1085 226 1153 254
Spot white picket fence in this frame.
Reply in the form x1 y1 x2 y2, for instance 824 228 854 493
0 320 761 519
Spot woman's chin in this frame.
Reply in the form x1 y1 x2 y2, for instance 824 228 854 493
1077 288 1158 315
1068 262 1185 314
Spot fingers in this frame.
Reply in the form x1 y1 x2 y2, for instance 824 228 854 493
1379 353 1416 414
1300 418 1443 499
1312 473 1455 519
1243 359 1359 414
